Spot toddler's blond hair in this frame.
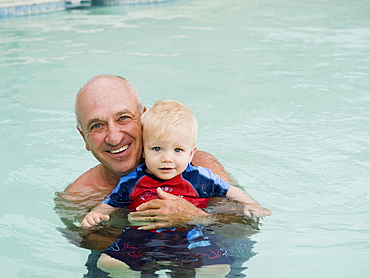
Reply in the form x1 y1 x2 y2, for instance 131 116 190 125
141 100 198 146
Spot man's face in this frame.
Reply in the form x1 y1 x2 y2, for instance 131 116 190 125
76 77 143 177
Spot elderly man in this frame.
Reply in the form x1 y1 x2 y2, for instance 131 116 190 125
57 75 269 253
63 75 236 229
55 75 268 276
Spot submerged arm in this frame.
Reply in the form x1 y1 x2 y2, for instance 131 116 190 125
54 169 128 251
129 150 270 230
226 186 272 218
194 150 271 217
80 203 117 228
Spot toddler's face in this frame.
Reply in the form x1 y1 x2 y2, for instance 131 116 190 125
143 123 196 180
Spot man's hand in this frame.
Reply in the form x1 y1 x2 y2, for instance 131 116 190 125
128 187 208 230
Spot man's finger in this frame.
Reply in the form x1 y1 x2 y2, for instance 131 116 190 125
156 187 179 200
136 199 163 211
129 210 164 219
128 218 152 226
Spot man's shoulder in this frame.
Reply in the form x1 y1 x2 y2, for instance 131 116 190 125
192 150 230 183
62 164 116 203
65 164 103 193
66 165 99 189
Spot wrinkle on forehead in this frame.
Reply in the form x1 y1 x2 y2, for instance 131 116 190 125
75 75 139 128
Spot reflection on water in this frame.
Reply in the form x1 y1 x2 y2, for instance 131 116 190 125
1 0 370 277
55 192 259 277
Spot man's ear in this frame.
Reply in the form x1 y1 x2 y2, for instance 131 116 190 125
77 126 91 151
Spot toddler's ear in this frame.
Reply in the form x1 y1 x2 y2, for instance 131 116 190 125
189 146 197 162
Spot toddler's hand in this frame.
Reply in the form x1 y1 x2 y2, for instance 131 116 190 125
81 212 110 228
243 204 272 218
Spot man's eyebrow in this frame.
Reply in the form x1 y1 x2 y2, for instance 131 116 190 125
116 109 134 117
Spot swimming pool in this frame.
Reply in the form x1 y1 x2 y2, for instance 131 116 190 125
1 0 369 277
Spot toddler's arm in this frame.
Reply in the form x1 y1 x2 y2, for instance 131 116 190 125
81 203 117 227
226 186 272 218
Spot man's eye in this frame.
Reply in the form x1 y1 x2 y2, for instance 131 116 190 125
152 147 161 152
118 115 132 123
174 148 183 153
90 123 102 131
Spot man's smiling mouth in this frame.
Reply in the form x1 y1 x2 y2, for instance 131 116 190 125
109 145 129 154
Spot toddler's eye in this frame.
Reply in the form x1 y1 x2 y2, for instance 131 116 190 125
152 147 161 152
174 148 183 153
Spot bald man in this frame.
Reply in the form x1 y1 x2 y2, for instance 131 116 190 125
62 75 231 233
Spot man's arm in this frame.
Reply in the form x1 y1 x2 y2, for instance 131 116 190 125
192 150 231 183
129 150 270 231
54 191 127 251
128 187 264 235
192 150 271 217
62 164 118 203
54 165 127 250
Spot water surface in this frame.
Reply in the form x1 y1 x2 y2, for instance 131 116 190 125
1 0 369 277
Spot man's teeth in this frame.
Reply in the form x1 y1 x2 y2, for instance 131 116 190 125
110 145 128 154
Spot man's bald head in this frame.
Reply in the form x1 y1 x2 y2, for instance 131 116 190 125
75 75 143 129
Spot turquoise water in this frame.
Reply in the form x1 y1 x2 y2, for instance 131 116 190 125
1 0 370 277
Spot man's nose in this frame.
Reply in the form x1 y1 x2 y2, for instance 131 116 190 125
105 124 123 146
